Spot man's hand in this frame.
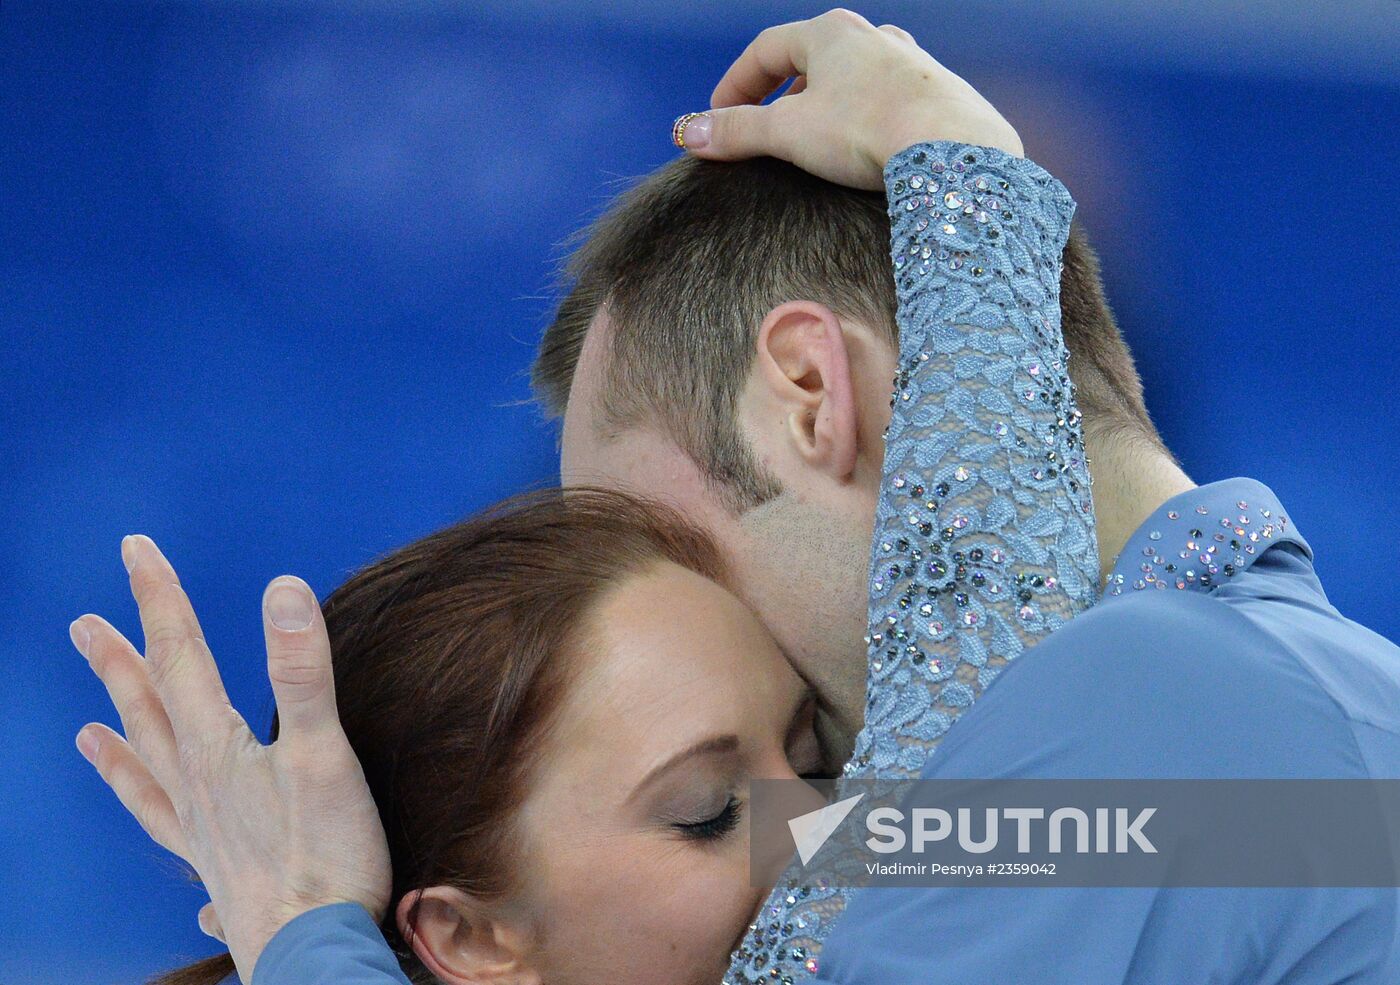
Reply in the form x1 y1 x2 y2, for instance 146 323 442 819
672 8 1024 190
69 534 392 982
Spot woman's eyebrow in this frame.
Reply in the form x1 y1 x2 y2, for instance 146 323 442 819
627 734 740 802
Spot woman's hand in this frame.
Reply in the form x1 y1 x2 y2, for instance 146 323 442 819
69 535 392 982
672 8 1024 190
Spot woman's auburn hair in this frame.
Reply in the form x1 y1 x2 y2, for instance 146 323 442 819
150 486 725 985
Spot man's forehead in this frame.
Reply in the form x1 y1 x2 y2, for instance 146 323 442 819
562 304 613 440
558 306 714 514
560 306 622 480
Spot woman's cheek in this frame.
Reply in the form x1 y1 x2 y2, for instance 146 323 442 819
655 848 759 971
532 830 758 983
591 859 736 983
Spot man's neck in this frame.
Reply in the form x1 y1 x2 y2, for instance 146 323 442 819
1083 426 1197 586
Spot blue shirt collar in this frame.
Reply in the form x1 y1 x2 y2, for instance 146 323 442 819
1103 477 1311 600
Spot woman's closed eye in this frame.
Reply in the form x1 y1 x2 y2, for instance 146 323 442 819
673 795 743 842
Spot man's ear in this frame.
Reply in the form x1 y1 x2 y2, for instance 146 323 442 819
397 886 540 985
751 300 859 481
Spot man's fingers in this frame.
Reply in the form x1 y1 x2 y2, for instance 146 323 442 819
262 576 344 750
72 613 183 792
122 535 239 743
877 23 916 45
197 901 225 943
710 20 810 109
76 721 193 862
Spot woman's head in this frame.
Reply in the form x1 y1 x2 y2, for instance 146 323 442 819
157 487 822 985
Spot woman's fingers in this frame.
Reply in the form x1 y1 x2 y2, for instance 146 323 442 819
678 100 799 161
710 10 881 109
122 535 241 743
684 10 1021 186
75 720 192 861
710 19 812 109
71 612 183 792
261 576 344 752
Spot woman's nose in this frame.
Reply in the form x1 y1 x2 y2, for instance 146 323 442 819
749 767 833 883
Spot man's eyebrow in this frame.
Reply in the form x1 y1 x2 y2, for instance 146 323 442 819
628 734 741 802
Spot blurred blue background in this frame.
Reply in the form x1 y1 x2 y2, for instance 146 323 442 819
3 1 1398 981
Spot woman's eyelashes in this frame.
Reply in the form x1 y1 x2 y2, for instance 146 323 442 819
673 795 743 842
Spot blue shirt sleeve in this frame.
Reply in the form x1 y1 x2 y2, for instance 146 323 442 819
814 582 1397 983
726 140 1101 983
247 902 411 985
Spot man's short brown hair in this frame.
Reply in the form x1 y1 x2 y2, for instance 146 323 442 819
533 153 1162 512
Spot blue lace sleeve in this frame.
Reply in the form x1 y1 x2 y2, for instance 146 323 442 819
723 140 1101 984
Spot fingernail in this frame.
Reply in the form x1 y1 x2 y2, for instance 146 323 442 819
69 619 91 659
121 535 137 574
267 579 314 631
672 111 711 150
76 727 100 763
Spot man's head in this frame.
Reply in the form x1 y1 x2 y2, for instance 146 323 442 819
536 152 1164 758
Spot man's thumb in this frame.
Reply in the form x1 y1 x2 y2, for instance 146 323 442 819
262 576 339 744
